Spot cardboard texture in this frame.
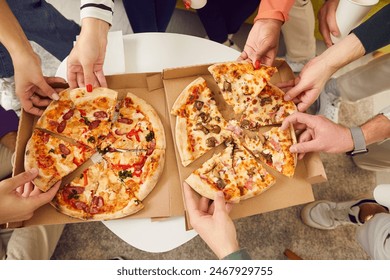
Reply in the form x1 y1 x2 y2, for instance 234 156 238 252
13 60 327 228
162 61 327 229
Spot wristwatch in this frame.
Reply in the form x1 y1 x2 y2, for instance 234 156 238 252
346 127 368 156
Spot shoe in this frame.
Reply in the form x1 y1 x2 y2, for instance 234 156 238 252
301 198 379 230
316 89 340 123
0 76 21 114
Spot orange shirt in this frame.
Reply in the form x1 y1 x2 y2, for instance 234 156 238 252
255 0 295 22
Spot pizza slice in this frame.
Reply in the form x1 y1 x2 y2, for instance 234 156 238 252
229 139 276 200
51 163 101 220
52 161 144 220
171 77 231 166
185 146 241 203
24 129 95 192
108 92 165 152
103 148 165 201
36 87 117 148
240 83 297 129
208 61 277 115
243 126 297 177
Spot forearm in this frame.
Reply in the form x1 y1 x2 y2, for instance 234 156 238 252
318 33 365 76
352 4 390 54
0 0 34 60
255 0 295 22
361 114 390 146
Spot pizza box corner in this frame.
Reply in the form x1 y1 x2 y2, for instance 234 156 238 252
12 60 327 229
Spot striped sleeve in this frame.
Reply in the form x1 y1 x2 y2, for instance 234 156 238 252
80 0 114 25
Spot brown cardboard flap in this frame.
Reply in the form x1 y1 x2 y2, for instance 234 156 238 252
304 152 328 184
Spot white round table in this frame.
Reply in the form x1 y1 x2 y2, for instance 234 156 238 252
56 32 240 253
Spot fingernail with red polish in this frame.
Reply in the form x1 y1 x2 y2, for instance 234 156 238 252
255 60 260 70
86 84 93 92
185 2 190 9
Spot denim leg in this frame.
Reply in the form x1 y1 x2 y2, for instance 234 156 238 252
0 0 80 77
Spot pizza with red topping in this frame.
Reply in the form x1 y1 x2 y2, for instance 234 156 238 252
26 87 165 220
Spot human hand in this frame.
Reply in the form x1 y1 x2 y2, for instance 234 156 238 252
280 112 353 159
183 182 239 259
318 0 340 48
280 55 334 112
67 18 109 91
239 19 282 67
13 50 65 116
0 169 60 224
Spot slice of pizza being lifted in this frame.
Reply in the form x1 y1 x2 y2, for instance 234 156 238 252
171 77 231 167
208 61 277 115
243 126 297 177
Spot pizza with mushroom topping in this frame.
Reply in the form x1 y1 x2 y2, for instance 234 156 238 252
171 77 230 166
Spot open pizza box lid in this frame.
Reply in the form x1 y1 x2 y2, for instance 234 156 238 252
161 60 327 230
12 60 326 229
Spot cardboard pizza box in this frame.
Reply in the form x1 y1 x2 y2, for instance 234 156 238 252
11 60 326 229
161 60 327 228
12 72 182 228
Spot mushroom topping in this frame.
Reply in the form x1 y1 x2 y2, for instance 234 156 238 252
194 123 209 134
240 119 250 129
223 81 232 92
211 125 221 134
194 100 204 110
199 112 211 123
206 137 217 147
216 178 226 189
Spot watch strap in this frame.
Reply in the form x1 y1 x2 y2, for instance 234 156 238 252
346 127 368 156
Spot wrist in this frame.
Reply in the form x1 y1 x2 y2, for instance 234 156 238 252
81 18 110 36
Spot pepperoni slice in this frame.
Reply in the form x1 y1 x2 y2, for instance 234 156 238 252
63 109 74 120
59 143 70 155
117 118 133 124
93 111 108 119
57 120 67 133
88 120 101 130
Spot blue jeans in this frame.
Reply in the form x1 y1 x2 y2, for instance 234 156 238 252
0 0 81 78
122 0 176 33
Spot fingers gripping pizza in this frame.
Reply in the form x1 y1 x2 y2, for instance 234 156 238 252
26 87 166 220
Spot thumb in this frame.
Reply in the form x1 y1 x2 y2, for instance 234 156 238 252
30 181 61 209
284 77 305 101
213 191 227 216
36 78 60 101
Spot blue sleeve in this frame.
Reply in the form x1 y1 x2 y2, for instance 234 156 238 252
0 106 19 138
352 4 390 54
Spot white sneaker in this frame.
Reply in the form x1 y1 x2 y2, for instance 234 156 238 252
316 90 340 123
0 76 21 114
301 198 380 230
